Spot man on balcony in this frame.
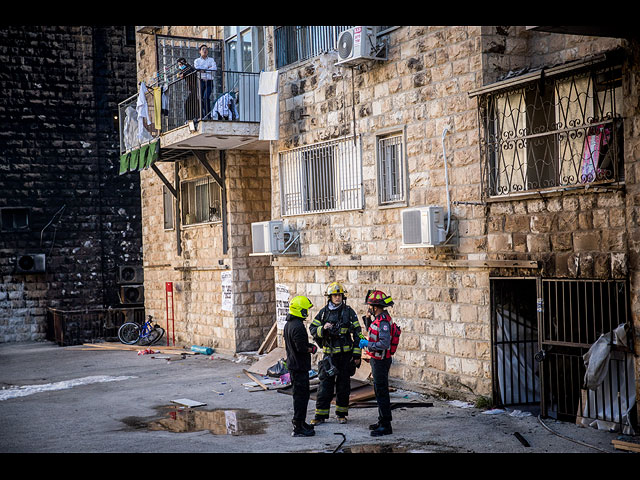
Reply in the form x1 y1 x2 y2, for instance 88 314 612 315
194 44 217 119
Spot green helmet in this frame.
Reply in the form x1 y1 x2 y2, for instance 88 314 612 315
289 295 313 319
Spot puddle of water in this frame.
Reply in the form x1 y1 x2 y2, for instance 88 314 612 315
122 406 267 436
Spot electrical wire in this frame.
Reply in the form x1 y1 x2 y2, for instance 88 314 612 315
537 415 609 453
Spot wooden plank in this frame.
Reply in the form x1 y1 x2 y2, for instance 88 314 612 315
258 322 278 355
612 439 640 452
243 369 269 391
247 347 286 376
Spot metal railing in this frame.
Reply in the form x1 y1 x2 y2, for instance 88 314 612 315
478 64 624 197
274 26 353 68
118 69 260 154
47 306 145 346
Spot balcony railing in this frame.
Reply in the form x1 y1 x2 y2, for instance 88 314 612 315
118 69 260 154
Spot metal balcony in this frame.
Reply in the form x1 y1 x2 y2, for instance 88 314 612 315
118 68 267 160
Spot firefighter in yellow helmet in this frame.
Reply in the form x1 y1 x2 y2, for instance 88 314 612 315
283 295 317 437
308 282 363 425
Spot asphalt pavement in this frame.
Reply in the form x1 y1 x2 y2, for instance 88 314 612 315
0 341 637 458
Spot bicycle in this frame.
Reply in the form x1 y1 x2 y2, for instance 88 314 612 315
118 315 165 346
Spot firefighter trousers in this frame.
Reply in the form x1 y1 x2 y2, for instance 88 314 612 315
371 356 393 423
314 352 352 419
290 368 311 423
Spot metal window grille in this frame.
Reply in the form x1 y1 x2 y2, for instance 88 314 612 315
279 136 363 216
274 26 354 69
181 176 222 225
478 63 623 197
377 134 406 204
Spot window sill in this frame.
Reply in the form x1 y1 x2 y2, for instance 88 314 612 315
181 220 223 228
486 181 625 203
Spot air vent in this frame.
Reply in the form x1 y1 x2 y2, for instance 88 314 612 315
15 254 46 274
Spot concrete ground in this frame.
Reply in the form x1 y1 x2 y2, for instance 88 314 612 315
0 341 637 457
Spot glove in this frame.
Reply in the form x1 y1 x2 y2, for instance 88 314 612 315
309 344 317 354
359 339 369 349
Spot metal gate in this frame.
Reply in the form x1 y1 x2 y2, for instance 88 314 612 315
539 279 636 432
491 278 637 433
490 278 540 407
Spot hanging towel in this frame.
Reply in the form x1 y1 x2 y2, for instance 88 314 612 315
136 81 154 143
119 152 131 175
153 86 162 129
258 70 279 141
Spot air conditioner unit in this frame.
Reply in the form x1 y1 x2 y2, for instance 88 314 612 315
401 207 446 247
251 220 299 256
120 285 144 305
117 265 144 284
335 26 384 67
15 253 46 274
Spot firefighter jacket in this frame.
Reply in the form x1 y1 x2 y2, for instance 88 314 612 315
309 302 363 357
283 313 312 372
366 311 393 360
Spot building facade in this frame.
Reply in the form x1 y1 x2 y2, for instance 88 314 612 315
129 26 640 429
0 26 142 343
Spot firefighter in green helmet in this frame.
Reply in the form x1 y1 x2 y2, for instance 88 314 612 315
309 282 363 425
283 295 317 437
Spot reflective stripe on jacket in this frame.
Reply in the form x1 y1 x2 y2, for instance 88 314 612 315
367 311 392 360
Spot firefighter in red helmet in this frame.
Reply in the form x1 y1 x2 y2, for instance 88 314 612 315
360 289 395 436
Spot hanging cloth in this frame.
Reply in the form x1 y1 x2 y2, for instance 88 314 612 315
258 70 279 140
136 81 154 143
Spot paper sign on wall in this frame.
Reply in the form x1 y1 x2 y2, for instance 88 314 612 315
221 271 233 312
275 283 290 330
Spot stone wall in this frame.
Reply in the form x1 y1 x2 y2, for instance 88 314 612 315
267 26 639 401
0 26 140 342
140 149 273 353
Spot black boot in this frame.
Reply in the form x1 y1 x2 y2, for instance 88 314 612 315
292 420 315 437
370 421 392 437
368 422 380 431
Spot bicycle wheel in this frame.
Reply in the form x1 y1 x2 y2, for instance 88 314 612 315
118 322 141 345
140 325 165 346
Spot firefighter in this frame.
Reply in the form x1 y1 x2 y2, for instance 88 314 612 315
309 282 363 425
283 295 317 437
359 290 395 436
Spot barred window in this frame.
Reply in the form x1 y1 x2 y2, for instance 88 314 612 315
181 176 222 226
477 62 623 197
377 133 406 205
274 26 353 69
279 137 363 216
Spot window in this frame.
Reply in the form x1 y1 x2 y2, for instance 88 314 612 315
279 136 363 215
477 61 623 197
181 176 222 226
163 186 174 230
377 132 407 205
274 26 354 69
224 26 265 73
1 207 29 232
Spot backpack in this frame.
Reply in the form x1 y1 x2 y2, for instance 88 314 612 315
388 321 402 355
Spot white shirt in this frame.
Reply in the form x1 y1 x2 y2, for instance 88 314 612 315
194 56 217 80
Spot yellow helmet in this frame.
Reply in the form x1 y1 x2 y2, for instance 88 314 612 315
289 295 313 319
326 282 347 297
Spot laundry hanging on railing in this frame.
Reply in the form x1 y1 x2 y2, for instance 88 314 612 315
136 81 155 143
119 140 159 175
258 70 279 140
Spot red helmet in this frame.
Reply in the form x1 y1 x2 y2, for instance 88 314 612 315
365 290 394 307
